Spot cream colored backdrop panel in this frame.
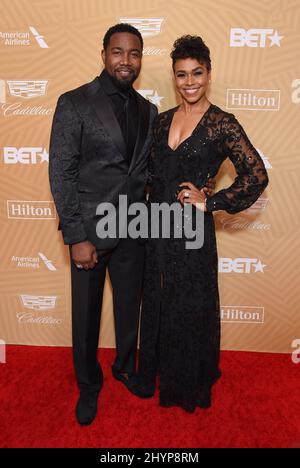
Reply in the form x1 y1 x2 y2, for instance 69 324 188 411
1 0 299 352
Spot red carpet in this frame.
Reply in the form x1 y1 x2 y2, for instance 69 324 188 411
0 346 299 448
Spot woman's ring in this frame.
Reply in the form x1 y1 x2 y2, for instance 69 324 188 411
76 264 83 269
184 191 190 198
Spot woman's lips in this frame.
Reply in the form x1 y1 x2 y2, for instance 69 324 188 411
184 88 199 95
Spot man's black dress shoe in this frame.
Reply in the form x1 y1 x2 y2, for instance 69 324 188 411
75 391 99 426
112 370 154 398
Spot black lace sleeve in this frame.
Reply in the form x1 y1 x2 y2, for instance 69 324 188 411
206 114 269 214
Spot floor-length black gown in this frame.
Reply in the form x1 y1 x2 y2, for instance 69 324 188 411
138 104 269 413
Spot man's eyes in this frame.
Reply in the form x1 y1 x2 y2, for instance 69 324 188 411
112 51 140 58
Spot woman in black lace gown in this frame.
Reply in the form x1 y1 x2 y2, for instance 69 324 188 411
136 36 269 412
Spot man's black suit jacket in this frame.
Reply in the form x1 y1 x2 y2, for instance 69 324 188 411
49 76 158 248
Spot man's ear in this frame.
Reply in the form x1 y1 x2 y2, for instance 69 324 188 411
101 49 105 65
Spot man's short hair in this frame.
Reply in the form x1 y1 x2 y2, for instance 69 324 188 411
103 23 144 50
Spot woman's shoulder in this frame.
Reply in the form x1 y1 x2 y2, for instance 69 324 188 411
157 106 178 119
209 104 236 121
206 104 241 134
153 106 177 128
154 104 238 128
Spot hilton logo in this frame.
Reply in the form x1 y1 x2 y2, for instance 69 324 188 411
226 89 280 111
221 306 264 323
7 201 56 219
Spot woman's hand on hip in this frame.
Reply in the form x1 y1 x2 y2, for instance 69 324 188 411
177 182 207 212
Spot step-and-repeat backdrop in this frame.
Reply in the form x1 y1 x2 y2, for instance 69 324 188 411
1 0 299 353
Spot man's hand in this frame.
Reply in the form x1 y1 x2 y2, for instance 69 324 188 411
203 177 216 197
71 240 98 270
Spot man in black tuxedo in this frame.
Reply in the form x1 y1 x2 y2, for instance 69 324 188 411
49 24 157 425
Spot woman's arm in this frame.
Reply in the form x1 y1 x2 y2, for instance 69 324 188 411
206 114 269 214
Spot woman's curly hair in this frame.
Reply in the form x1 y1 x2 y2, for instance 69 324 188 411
170 35 211 71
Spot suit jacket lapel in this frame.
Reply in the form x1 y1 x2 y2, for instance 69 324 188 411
129 91 150 171
84 77 127 158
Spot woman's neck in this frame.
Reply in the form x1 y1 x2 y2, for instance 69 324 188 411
179 97 210 115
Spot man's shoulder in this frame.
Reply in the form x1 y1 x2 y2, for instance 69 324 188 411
134 90 157 111
57 77 100 103
133 91 158 124
149 102 158 120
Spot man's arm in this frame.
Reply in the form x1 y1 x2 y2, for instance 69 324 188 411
49 93 87 245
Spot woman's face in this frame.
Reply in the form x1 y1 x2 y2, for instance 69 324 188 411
173 57 211 105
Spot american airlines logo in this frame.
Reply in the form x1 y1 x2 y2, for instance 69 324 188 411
38 253 57 271
7 201 56 220
20 295 57 310
11 253 57 271
119 18 164 38
226 89 280 111
219 258 267 274
221 306 264 323
138 89 164 107
0 26 49 48
230 28 283 47
29 26 49 48
3 147 49 164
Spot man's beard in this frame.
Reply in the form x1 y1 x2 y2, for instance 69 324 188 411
111 71 137 90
